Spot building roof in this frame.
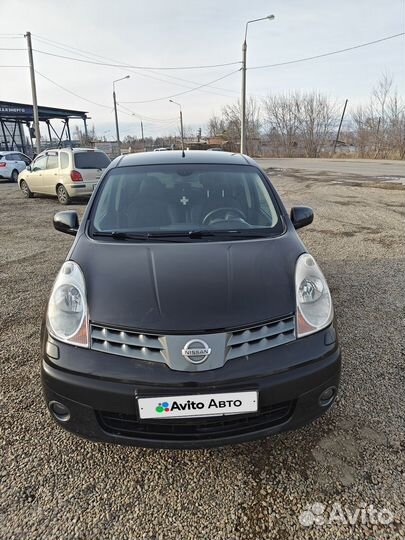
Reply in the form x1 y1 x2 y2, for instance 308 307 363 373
0 101 88 121
116 150 254 167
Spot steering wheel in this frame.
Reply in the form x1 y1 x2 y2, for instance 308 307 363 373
202 207 247 225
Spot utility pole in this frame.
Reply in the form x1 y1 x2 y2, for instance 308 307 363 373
112 75 130 157
113 89 120 155
140 121 145 151
240 40 247 155
333 99 348 153
25 31 41 154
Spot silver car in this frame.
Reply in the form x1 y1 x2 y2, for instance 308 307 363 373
0 151 31 182
18 147 110 204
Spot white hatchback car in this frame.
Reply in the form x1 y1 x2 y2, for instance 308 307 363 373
0 151 32 182
18 147 110 204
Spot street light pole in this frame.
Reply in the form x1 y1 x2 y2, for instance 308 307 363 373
113 75 130 155
169 100 185 155
240 15 275 155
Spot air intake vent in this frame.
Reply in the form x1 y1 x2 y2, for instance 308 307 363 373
90 324 165 363
226 316 295 360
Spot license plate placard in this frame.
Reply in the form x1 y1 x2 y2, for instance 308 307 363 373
138 391 258 419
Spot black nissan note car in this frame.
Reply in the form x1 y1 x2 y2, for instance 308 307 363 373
41 150 341 448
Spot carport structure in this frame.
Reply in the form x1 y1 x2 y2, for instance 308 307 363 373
0 100 89 156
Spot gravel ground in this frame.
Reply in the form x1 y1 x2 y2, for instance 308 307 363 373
1 167 404 540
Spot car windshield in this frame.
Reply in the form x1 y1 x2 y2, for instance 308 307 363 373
74 151 110 169
90 164 284 240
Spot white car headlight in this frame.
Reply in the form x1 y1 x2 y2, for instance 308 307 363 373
47 261 89 347
295 253 333 338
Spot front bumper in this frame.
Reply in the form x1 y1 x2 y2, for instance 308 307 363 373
41 324 341 449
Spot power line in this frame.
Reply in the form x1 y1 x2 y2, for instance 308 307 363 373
35 70 113 109
120 69 241 104
34 70 181 124
33 35 239 98
249 32 405 70
32 35 240 100
33 34 241 70
32 39 240 105
32 47 241 70
117 104 178 123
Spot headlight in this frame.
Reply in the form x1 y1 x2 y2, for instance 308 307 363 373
47 261 89 347
295 253 333 338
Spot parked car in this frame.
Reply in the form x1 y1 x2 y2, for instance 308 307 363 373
42 150 341 448
18 147 110 204
0 151 31 182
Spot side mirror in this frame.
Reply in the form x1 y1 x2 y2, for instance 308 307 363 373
290 206 314 230
26 165 31 172
53 211 79 236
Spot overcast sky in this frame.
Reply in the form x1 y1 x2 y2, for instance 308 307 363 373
1 0 404 138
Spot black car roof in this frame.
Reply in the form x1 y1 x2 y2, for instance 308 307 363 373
115 150 256 168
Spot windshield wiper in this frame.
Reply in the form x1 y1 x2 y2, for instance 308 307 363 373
92 230 274 241
93 231 151 240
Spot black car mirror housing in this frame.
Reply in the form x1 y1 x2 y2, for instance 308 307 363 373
290 206 314 229
53 211 79 236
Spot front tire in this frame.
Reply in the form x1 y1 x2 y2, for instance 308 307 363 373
10 169 19 183
20 180 33 198
57 184 71 205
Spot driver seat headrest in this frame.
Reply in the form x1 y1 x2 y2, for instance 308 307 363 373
139 176 165 198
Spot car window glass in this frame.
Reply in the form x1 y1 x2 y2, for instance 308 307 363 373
46 155 59 169
74 151 110 169
32 156 47 171
92 164 282 236
6 154 17 161
60 152 70 169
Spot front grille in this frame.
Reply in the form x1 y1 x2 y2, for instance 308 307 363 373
90 314 296 367
97 401 294 442
90 324 165 363
226 315 295 360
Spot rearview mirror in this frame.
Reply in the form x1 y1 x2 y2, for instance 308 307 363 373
290 206 314 230
53 211 79 236
26 165 31 172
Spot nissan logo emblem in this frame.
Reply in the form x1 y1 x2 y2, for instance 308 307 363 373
181 339 212 364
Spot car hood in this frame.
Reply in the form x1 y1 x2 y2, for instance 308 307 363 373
71 232 304 333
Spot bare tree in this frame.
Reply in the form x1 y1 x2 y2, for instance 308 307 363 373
207 115 226 137
263 91 337 157
351 74 405 158
73 124 96 146
221 97 261 154
299 92 337 157
263 92 301 157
